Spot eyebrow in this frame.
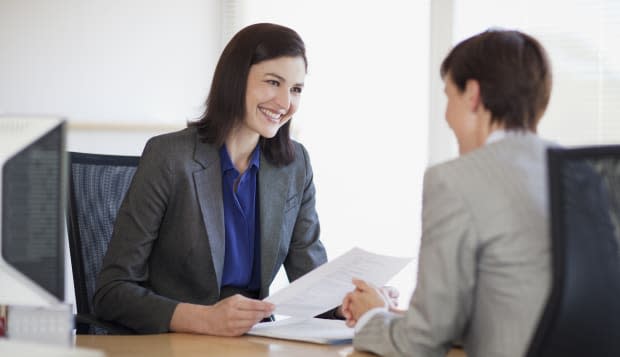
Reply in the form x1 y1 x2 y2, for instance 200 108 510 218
265 72 304 87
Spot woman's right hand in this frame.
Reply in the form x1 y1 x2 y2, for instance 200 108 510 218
170 294 274 336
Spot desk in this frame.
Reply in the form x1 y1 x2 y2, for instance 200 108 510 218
76 333 467 357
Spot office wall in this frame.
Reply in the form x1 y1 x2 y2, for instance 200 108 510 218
0 0 220 155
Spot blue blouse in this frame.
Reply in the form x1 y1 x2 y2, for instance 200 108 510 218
219 145 261 290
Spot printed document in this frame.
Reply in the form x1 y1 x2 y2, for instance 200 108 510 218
247 317 353 345
266 247 412 317
247 247 412 344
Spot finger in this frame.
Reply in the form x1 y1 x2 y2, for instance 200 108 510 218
227 294 274 309
385 286 400 298
342 294 351 309
342 310 351 320
227 311 270 327
226 323 256 336
235 298 275 312
343 299 352 315
341 303 351 320
352 278 371 291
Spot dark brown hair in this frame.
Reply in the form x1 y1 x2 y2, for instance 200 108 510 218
440 29 552 131
189 23 307 166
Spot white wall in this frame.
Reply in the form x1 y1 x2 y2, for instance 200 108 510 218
428 0 458 165
0 0 219 128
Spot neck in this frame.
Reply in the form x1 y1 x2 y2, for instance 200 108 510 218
480 121 505 144
457 111 505 155
225 128 260 174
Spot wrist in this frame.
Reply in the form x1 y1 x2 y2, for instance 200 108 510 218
171 303 213 335
198 305 215 335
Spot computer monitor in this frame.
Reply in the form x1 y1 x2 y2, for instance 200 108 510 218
0 117 67 306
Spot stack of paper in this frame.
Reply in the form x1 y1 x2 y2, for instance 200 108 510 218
248 317 353 345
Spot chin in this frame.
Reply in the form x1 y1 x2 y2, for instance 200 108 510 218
259 124 284 139
259 130 279 139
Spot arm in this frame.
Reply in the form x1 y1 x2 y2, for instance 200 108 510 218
353 167 478 356
282 144 328 281
93 138 179 333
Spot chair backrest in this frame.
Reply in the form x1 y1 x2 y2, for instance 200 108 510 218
66 152 140 334
527 146 620 357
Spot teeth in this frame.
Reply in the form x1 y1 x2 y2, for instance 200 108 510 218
260 107 283 121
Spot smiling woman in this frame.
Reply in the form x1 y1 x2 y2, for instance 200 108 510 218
92 23 336 337
189 23 309 166
242 56 306 145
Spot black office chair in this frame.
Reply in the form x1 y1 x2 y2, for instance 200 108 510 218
66 152 140 334
527 146 620 357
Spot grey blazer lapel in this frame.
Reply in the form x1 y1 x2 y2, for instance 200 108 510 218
258 157 289 295
192 138 225 292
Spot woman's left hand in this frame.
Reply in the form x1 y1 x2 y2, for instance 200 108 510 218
342 279 388 327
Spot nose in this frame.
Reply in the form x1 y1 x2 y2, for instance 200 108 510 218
275 87 291 112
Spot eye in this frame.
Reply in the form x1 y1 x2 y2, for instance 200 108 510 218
291 86 303 94
266 80 280 86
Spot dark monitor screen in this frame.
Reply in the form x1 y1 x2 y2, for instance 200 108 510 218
1 121 66 301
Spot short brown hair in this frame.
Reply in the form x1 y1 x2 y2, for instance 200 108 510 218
190 23 307 166
440 29 552 131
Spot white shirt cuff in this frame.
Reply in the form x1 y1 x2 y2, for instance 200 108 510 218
354 306 388 333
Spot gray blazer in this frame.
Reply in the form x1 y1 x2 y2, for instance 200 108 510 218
354 133 552 357
93 127 327 333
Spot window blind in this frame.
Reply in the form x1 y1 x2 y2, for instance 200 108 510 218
453 0 620 146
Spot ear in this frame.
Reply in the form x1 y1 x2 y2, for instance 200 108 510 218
463 79 481 112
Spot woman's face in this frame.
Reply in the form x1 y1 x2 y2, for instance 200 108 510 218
242 56 306 139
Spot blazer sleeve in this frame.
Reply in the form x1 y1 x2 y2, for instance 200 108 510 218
93 138 179 333
282 143 328 281
353 166 478 356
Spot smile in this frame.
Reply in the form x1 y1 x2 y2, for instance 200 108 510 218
259 107 284 123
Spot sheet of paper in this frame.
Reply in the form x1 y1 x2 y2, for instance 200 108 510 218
247 317 353 345
265 247 412 318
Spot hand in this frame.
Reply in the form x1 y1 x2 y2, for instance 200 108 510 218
171 294 274 336
342 278 387 328
379 285 400 311
203 294 275 336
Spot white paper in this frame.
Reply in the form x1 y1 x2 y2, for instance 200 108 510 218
266 247 412 318
247 317 353 344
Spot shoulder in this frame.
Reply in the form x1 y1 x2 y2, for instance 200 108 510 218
424 133 552 215
143 127 197 155
428 133 550 183
139 127 201 173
